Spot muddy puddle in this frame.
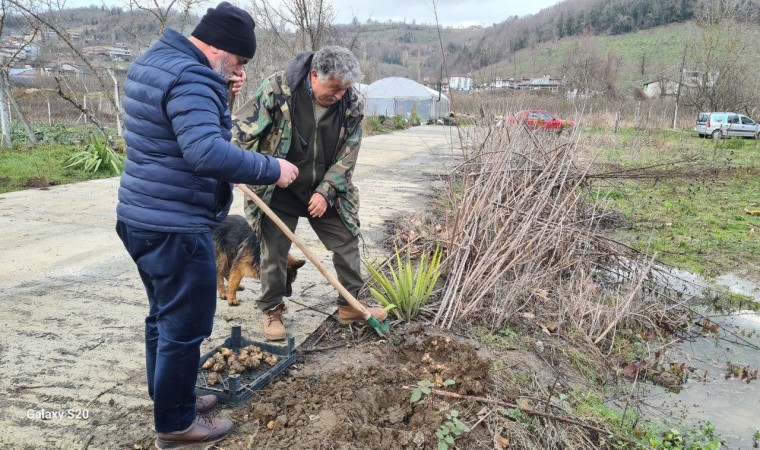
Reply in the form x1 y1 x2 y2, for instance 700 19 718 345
644 270 760 448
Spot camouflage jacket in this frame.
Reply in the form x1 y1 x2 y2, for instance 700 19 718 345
232 71 364 236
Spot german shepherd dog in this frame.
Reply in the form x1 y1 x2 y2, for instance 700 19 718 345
213 215 306 306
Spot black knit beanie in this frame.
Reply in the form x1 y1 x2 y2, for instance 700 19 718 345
191 2 256 59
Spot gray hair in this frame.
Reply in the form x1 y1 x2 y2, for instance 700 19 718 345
311 46 362 85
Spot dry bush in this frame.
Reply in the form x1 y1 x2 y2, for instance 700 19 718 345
431 122 687 350
11 72 120 126
452 91 700 132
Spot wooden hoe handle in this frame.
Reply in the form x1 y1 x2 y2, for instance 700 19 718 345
235 184 371 320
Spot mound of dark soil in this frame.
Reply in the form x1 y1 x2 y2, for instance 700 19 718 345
221 321 493 449
23 177 55 189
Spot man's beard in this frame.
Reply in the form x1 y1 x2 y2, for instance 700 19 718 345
214 52 234 81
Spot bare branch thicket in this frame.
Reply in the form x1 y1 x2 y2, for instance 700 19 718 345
122 0 205 48
682 0 759 113
430 0 452 109
241 0 368 107
0 3 39 145
431 122 698 352
452 93 702 132
251 0 336 53
7 0 123 136
560 39 622 99
5 0 199 137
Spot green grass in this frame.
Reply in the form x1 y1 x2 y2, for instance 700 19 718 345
0 143 115 194
0 124 121 194
479 326 521 350
591 128 760 279
570 391 723 449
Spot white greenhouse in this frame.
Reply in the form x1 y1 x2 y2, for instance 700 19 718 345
363 77 450 121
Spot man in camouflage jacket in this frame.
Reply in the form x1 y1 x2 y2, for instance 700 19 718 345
232 46 386 340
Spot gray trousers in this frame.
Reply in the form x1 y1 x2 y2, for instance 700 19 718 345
258 210 363 312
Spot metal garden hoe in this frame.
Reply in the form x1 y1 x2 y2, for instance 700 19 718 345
236 184 390 337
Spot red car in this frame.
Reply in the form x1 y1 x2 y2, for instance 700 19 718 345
505 110 575 133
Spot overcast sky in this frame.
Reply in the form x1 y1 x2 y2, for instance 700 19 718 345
327 0 561 26
64 0 562 27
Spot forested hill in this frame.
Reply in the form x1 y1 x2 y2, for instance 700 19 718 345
5 0 759 95
448 0 701 72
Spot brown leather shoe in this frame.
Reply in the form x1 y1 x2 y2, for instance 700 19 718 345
155 416 233 449
195 395 217 416
262 303 286 341
337 305 388 325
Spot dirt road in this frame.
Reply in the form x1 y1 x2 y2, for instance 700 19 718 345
0 125 460 449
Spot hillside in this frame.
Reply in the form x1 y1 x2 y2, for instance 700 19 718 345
475 22 700 92
4 0 760 101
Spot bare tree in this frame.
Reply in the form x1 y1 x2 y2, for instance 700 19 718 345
672 42 689 129
8 0 123 136
561 39 621 99
4 0 203 140
251 0 336 53
0 0 38 146
240 0 369 106
682 0 758 112
122 0 207 51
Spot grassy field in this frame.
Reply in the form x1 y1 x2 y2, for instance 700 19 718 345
0 125 116 194
586 128 760 280
2 120 758 285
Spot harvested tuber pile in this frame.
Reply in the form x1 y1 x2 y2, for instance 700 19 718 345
201 345 279 385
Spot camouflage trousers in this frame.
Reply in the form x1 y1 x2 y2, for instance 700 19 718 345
257 208 363 312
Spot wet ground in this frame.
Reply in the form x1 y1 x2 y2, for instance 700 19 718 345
645 269 760 448
0 125 462 449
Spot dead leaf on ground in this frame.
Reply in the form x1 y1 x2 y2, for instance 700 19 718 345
495 433 510 449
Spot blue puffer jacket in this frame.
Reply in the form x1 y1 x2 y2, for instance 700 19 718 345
117 29 280 233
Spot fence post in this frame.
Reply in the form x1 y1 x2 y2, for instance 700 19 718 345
614 111 620 133
48 100 52 126
635 101 642 129
0 66 11 147
108 69 123 137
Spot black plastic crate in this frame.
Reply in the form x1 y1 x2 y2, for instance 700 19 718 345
195 325 296 406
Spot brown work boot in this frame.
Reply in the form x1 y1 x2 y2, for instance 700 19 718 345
262 303 287 341
195 395 217 416
155 416 233 449
337 305 388 325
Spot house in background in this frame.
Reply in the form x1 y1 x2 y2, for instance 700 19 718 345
515 74 563 92
8 67 39 85
643 70 718 98
0 43 40 61
449 73 473 91
643 78 680 98
109 45 132 61
491 76 515 89
478 74 565 92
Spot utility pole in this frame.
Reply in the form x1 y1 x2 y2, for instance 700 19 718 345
673 44 689 129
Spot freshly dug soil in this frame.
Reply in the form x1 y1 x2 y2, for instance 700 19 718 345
219 320 494 449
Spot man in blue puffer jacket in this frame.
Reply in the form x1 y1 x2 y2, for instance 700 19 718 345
115 3 299 448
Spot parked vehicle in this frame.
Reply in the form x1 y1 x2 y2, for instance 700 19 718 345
694 112 760 139
503 110 575 133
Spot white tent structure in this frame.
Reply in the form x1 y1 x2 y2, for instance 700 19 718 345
353 83 369 96
363 77 450 121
